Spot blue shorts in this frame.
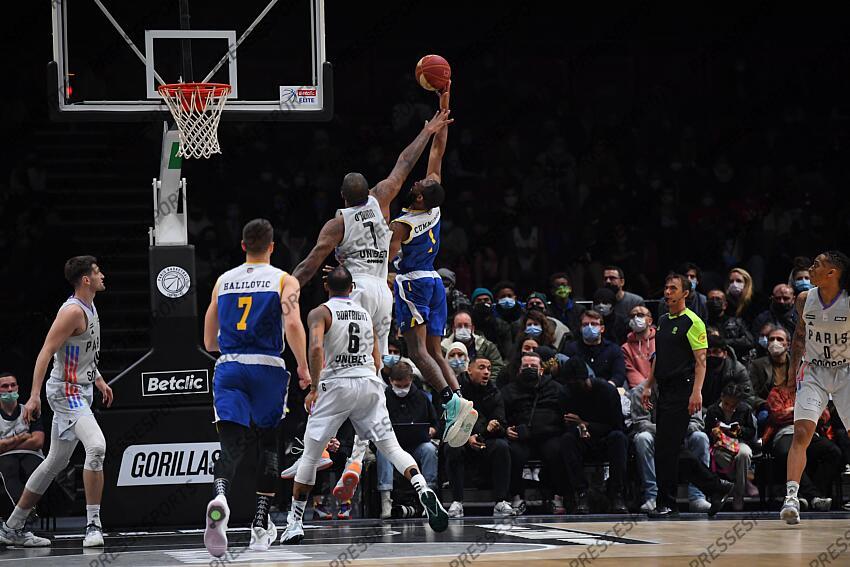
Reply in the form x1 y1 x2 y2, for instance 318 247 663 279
213 361 289 429
394 275 447 336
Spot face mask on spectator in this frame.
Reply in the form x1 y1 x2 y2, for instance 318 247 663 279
594 303 613 317
519 367 539 384
794 278 813 293
448 357 468 373
727 281 744 297
689 279 698 290
455 327 473 342
554 285 571 299
582 324 601 342
758 335 769 349
604 282 621 295
768 340 787 356
391 384 411 397
382 354 400 368
771 301 793 315
472 302 492 318
707 298 724 317
525 324 543 338
0 392 18 403
497 297 516 310
707 355 724 372
629 315 648 333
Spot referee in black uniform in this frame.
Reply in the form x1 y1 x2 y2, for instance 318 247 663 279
642 273 733 517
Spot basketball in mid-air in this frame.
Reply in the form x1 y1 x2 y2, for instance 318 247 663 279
415 55 451 92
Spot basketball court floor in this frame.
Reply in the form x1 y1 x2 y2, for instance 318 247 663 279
2 512 848 566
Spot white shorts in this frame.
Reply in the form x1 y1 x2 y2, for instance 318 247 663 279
794 362 850 424
304 377 395 444
45 379 94 441
352 275 393 355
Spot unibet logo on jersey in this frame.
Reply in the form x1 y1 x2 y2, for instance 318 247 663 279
117 442 220 486
142 370 209 396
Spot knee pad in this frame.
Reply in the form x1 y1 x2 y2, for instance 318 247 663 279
374 438 416 475
84 439 106 472
26 452 71 495
293 436 326 486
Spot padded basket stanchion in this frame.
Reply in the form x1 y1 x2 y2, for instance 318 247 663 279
157 83 231 158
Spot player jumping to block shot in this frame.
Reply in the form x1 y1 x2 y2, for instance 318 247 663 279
389 82 477 449
202 219 310 556
0 256 113 548
289 90 455 503
280 266 448 544
781 250 850 524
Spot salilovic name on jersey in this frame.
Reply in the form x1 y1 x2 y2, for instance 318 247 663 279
222 280 272 291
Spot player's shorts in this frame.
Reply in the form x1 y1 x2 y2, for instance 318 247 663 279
393 272 447 336
213 354 289 429
794 362 850 424
304 377 395 444
352 274 393 355
45 378 94 441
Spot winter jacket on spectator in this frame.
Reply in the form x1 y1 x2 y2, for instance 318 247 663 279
750 307 797 341
560 377 624 439
709 314 755 361
458 373 507 439
384 382 439 450
561 338 626 387
622 327 656 387
701 346 756 409
747 353 790 408
501 374 564 440
705 401 757 445
471 303 514 359
441 332 505 384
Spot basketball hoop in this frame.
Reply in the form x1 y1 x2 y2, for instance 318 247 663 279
157 83 231 159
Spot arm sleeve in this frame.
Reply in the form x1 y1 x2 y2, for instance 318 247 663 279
687 316 708 350
28 415 45 434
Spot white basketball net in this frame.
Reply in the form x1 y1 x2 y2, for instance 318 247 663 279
158 83 231 159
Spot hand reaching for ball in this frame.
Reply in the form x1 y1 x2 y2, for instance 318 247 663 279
439 80 451 111
424 109 453 135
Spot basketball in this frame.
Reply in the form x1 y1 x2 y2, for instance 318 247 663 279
415 54 451 92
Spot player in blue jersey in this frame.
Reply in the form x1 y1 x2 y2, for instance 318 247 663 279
201 218 309 557
389 83 477 448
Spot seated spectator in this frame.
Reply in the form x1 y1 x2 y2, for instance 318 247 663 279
441 311 505 383
376 363 439 518
725 267 759 325
602 265 645 322
701 335 756 409
763 372 841 511
501 352 565 514
444 357 514 518
752 322 777 362
380 338 404 382
561 310 626 387
493 281 524 324
439 268 471 330
705 289 755 361
628 381 712 513
470 288 513 358
705 383 757 511
548 272 585 338
748 327 791 411
656 262 708 322
446 341 469 379
514 309 558 349
501 338 541 389
790 265 813 296
622 305 655 388
0 373 45 515
522 291 572 347
558 360 628 514
750 283 796 338
592 287 628 346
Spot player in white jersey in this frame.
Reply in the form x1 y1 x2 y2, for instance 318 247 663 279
290 96 453 502
0 256 113 548
781 250 850 524
279 266 447 544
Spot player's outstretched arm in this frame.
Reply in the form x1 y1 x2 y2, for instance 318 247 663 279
372 109 453 215
25 306 86 423
203 279 221 353
790 290 808 377
427 82 451 183
292 217 344 287
281 275 310 386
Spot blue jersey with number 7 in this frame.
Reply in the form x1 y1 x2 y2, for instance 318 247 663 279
216 263 287 356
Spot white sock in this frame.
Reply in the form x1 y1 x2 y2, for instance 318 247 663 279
290 498 307 522
786 481 800 498
409 473 428 495
86 504 102 528
6 506 31 530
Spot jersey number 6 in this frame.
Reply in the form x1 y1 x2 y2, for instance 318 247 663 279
348 322 360 353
